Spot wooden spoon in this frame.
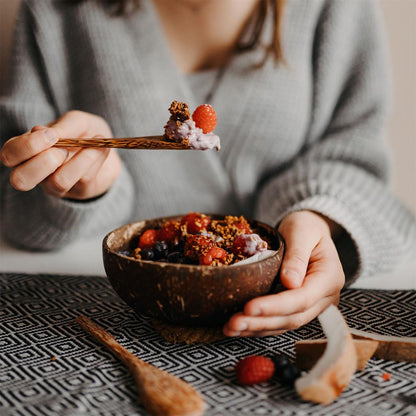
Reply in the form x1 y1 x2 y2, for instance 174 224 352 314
76 316 205 416
55 136 190 150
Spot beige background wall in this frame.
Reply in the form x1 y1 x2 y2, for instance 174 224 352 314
379 0 416 214
0 0 415 213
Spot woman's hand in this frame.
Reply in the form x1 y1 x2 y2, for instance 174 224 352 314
223 210 345 337
0 110 122 200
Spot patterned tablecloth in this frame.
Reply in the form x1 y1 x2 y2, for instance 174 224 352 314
0 273 415 416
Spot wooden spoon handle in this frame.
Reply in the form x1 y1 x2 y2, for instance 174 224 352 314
76 315 136 365
76 316 205 416
55 136 189 150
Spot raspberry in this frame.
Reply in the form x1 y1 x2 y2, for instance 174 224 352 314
184 235 216 261
192 104 217 133
138 229 159 249
181 212 211 234
233 234 248 255
159 221 180 245
235 356 275 386
199 246 228 266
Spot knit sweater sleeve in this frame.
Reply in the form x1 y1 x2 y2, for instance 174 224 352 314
255 0 416 283
0 2 134 251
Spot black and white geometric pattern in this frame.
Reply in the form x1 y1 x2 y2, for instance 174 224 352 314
0 273 415 416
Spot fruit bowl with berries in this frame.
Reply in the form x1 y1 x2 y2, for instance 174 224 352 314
103 213 284 327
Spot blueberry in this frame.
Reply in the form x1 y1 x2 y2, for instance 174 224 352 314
153 241 169 259
171 239 184 251
270 355 301 387
271 355 291 370
167 251 184 263
276 363 301 387
140 248 154 260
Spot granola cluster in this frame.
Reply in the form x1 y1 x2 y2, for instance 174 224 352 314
210 216 252 251
168 100 191 121
163 101 191 144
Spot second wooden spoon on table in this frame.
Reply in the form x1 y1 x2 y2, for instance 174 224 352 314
76 316 205 416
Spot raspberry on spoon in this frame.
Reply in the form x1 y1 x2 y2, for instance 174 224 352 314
192 104 217 133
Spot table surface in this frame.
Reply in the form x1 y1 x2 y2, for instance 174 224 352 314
1 272 415 416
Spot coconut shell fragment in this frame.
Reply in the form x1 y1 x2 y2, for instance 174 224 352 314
350 328 416 363
294 305 357 405
295 339 379 371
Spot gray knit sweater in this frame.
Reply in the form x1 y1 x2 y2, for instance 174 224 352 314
1 0 415 283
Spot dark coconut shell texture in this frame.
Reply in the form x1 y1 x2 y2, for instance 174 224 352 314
103 214 285 327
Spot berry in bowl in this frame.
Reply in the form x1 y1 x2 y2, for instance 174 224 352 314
103 213 284 326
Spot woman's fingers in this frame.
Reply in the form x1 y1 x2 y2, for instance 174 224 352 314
39 113 115 198
41 146 121 200
244 237 344 318
223 312 287 337
0 111 111 169
50 110 112 139
0 128 59 168
1 111 118 198
41 147 109 197
279 235 314 289
278 211 331 289
31 124 48 132
9 147 69 191
223 228 345 337
224 261 342 337
243 281 331 319
223 295 338 337
72 148 121 195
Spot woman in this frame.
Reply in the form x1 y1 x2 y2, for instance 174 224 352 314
1 0 415 337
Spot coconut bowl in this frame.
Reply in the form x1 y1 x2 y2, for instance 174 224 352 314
103 214 284 327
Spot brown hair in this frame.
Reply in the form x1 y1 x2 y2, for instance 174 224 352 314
77 0 286 64
235 0 286 64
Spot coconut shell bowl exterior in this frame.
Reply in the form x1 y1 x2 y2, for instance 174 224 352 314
103 214 285 327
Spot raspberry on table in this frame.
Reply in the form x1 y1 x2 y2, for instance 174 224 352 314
192 104 217 133
235 356 275 386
